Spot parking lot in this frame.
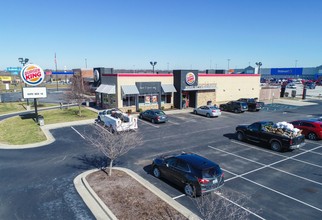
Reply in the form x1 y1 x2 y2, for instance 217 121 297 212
125 104 322 220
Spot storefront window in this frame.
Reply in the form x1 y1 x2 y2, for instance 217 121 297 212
138 94 159 105
161 94 172 103
123 95 136 106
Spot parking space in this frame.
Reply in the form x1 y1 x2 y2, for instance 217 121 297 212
134 110 322 220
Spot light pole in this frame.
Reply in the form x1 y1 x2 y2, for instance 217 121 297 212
255 62 262 74
18 57 30 106
85 58 88 68
227 59 231 73
150 61 157 73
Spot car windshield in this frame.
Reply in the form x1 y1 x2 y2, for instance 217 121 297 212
202 166 221 178
155 111 165 116
241 103 248 107
210 106 219 110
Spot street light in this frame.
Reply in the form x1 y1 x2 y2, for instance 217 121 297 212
255 62 262 74
150 61 157 73
18 57 29 66
18 57 30 106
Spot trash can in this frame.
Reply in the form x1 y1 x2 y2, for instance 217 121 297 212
207 101 212 105
291 90 296 98
86 101 89 107
38 115 44 126
284 92 289 97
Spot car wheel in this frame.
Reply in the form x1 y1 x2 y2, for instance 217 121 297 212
271 141 282 152
184 183 196 197
220 107 224 111
237 131 244 141
151 119 155 124
152 167 161 178
234 109 239 113
98 116 101 121
193 110 197 115
308 132 317 140
206 113 210 118
139 114 143 119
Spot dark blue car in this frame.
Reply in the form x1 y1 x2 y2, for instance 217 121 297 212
152 153 224 197
139 109 168 123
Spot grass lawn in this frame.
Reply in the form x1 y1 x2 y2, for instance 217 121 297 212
0 107 97 145
0 102 57 115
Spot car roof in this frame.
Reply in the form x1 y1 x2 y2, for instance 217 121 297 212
292 119 322 124
176 153 219 170
150 109 162 112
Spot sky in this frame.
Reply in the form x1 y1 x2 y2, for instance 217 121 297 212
1 0 322 71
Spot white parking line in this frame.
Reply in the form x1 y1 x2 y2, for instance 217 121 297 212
167 120 180 125
299 148 322 156
172 194 185 200
138 119 160 128
171 182 265 219
214 192 266 220
208 145 322 186
239 175 322 213
231 140 322 169
71 126 85 139
144 125 232 142
222 164 322 213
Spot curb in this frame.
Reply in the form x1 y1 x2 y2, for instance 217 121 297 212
74 167 200 220
0 119 95 149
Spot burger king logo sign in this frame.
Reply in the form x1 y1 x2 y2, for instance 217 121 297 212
20 64 45 86
185 72 196 85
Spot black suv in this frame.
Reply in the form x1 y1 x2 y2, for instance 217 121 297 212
219 101 248 113
152 153 224 197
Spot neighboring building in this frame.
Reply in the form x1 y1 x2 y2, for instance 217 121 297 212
94 68 261 112
259 66 322 80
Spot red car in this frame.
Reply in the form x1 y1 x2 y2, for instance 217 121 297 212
290 119 322 140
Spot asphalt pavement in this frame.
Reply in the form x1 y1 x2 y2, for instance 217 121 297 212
0 98 322 220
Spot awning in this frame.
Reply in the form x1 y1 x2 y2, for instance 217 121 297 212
121 85 140 95
95 84 115 94
161 84 177 93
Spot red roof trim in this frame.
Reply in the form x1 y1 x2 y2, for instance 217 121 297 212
199 74 259 77
102 73 173 77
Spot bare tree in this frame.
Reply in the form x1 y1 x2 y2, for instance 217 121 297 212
192 190 259 220
64 75 90 116
83 124 143 176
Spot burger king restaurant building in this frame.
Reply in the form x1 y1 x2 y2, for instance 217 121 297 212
94 68 261 112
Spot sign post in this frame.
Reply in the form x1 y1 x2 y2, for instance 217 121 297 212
20 64 46 123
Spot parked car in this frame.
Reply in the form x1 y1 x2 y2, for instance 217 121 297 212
305 82 316 89
236 121 306 152
289 119 322 140
193 105 221 117
286 83 297 89
237 98 265 111
151 152 224 197
219 101 248 113
139 109 168 123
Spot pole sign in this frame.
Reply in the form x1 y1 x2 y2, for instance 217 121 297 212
23 87 47 99
20 64 45 86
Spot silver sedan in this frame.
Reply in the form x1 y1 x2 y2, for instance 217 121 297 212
193 105 222 117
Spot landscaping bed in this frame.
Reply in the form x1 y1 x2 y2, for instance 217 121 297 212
86 170 188 220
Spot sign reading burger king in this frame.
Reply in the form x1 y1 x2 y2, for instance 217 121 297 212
20 64 45 86
185 72 196 85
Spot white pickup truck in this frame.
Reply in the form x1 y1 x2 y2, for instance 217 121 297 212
98 109 138 132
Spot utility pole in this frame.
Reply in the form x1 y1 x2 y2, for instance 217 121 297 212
18 57 30 106
55 53 58 91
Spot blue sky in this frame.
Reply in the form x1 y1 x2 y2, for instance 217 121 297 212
1 0 321 71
